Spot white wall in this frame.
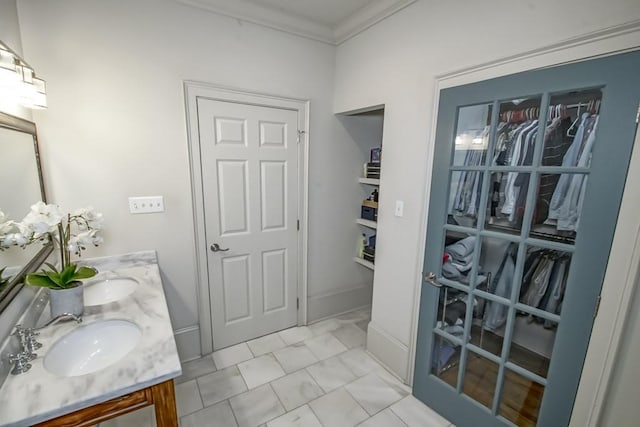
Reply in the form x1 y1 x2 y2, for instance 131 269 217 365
0 0 30 118
598 267 640 426
14 0 367 360
334 0 640 380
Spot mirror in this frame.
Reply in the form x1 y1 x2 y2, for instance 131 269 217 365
0 111 52 312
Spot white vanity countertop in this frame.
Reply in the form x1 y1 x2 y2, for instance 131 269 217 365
0 250 182 426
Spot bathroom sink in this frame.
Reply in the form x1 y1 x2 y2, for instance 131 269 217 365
44 319 141 377
84 276 139 306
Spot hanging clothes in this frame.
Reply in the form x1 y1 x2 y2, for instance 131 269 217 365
547 114 599 231
542 257 569 328
502 120 538 221
450 127 489 218
522 255 555 309
484 243 517 331
535 117 573 223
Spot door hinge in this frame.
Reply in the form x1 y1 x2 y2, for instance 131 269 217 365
593 295 602 319
297 219 300 231
297 298 299 310
297 130 306 144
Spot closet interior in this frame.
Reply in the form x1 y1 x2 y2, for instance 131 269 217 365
433 88 602 427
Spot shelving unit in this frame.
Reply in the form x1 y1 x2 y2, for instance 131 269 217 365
355 171 380 269
353 256 375 270
356 218 377 229
338 106 384 275
358 177 380 185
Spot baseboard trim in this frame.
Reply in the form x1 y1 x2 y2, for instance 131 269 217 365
307 284 373 323
174 325 202 362
367 321 410 381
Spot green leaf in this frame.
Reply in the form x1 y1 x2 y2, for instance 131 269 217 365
25 273 60 289
44 270 64 287
60 263 78 285
44 262 60 274
72 266 98 280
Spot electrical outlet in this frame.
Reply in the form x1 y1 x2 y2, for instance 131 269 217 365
128 196 164 214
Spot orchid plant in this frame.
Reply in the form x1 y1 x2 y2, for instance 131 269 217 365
0 202 104 289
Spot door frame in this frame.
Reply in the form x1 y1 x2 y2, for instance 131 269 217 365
184 81 310 355
407 21 640 427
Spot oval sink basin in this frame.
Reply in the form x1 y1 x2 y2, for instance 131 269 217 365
84 277 138 306
44 319 141 377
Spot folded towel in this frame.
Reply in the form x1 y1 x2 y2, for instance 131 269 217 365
445 236 476 261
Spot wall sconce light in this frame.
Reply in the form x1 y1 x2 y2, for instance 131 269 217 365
0 40 47 109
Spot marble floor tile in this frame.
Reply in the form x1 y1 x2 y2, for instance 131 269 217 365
307 318 341 336
180 400 238 427
390 396 451 427
332 324 367 349
229 384 285 427
273 342 319 373
270 369 324 411
197 365 248 406
266 405 323 427
212 342 254 369
278 326 314 345
375 368 411 397
238 353 286 389
308 388 369 427
339 348 384 377
345 373 405 415
306 356 357 393
304 333 348 360
247 333 287 357
336 308 371 324
174 379 203 417
357 408 407 427
176 355 217 384
98 406 155 427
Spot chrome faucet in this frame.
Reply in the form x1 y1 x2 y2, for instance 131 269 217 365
33 313 83 330
8 313 82 375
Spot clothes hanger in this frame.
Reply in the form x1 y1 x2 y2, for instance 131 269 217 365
566 102 582 137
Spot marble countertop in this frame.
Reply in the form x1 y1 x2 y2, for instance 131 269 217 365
0 251 182 426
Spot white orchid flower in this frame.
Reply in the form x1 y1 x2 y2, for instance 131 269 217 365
0 219 17 235
2 202 103 262
22 202 63 234
73 206 104 230
2 232 28 247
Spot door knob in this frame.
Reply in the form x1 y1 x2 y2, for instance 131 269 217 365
424 272 442 288
210 243 229 252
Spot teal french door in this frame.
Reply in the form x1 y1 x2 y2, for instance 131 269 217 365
413 51 640 427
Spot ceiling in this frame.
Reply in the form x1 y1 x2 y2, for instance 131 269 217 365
176 0 416 45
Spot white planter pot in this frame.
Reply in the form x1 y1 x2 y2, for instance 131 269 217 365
49 283 84 318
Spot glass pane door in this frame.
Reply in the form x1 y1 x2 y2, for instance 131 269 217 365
413 51 640 427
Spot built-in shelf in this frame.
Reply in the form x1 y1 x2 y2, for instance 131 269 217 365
356 218 377 229
353 256 375 270
358 177 380 185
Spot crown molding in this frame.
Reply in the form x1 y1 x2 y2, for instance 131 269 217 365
334 0 416 44
176 0 416 45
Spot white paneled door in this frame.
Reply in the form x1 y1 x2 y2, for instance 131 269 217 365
198 98 299 350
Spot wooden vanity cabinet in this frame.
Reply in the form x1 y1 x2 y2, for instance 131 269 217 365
32 379 178 427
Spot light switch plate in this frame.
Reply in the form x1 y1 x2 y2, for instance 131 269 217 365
395 200 404 217
128 196 164 214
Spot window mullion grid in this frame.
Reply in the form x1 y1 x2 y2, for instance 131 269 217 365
491 91 551 416
455 100 500 394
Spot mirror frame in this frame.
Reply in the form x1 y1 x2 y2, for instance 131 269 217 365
0 111 53 312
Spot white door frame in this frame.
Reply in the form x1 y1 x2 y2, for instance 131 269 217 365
184 81 310 355
407 20 640 427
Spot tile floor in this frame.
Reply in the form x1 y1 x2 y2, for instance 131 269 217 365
100 308 453 427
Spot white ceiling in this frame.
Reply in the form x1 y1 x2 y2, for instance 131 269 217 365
176 0 416 45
